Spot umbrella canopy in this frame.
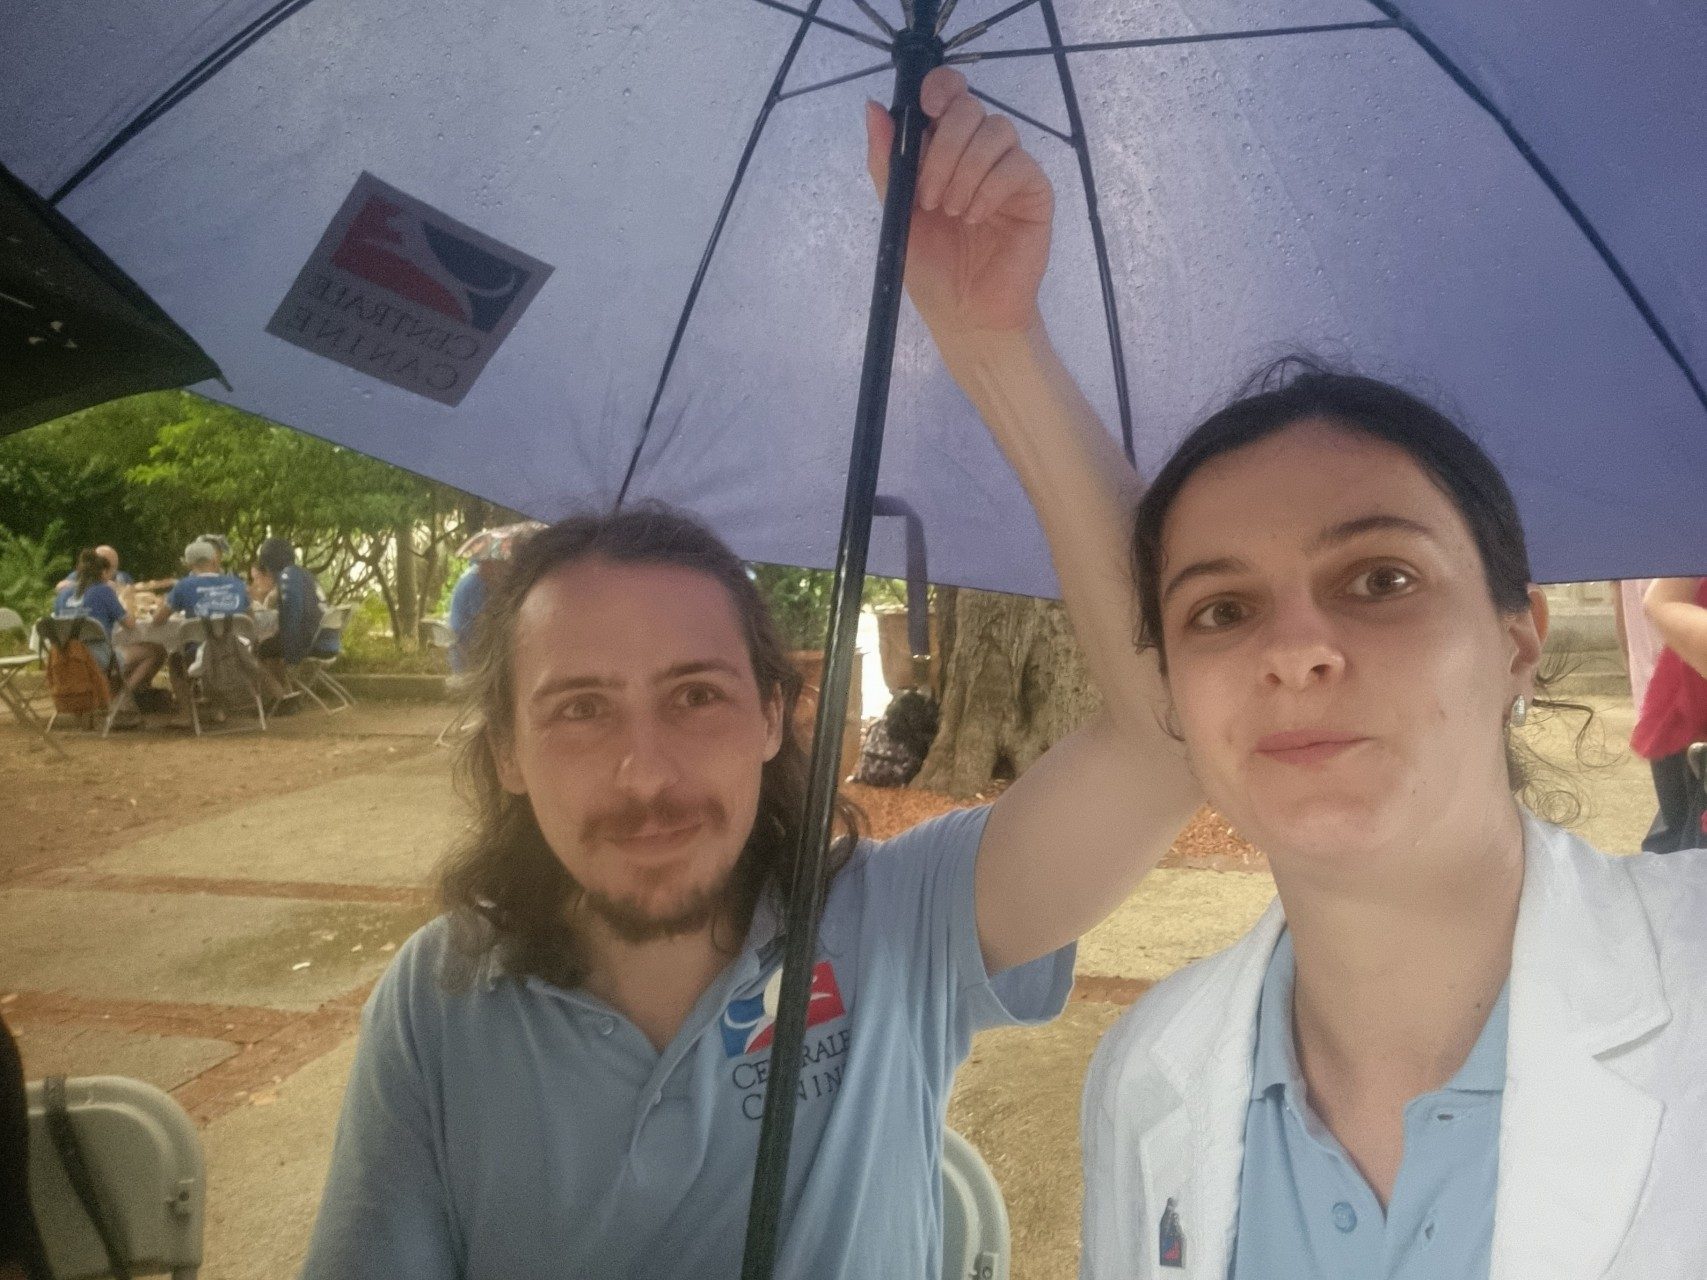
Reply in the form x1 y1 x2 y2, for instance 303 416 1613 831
454 520 545 563
5 1 1706 590
0 160 221 438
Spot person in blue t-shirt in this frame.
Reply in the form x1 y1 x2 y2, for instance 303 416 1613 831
51 548 162 726
302 74 1202 1280
446 561 501 674
153 539 252 719
251 536 336 704
55 544 134 593
157 540 250 621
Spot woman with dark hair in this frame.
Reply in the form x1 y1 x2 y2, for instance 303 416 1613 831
51 548 161 726
1077 363 1707 1279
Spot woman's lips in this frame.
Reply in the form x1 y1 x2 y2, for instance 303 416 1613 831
1253 730 1369 765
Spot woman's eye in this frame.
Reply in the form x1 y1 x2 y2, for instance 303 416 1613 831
1185 598 1249 631
676 683 723 709
1347 565 1416 599
561 696 604 721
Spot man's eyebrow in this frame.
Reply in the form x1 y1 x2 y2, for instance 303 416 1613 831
654 660 744 684
529 660 745 703
1306 514 1438 553
1159 557 1245 607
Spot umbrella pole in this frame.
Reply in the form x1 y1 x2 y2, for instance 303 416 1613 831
739 10 943 1279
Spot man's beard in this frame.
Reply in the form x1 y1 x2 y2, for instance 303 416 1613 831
575 792 749 944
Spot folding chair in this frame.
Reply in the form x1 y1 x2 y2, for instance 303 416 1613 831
26 1074 205 1280
285 603 355 713
179 615 268 736
941 1127 1010 1280
0 607 66 756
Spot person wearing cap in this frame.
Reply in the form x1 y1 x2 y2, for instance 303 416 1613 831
152 540 252 723
252 536 337 700
155 540 250 623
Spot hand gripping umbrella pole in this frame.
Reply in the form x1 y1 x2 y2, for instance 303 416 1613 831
739 9 943 1278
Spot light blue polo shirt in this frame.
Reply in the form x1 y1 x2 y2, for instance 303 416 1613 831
301 805 1073 1280
1229 931 1508 1280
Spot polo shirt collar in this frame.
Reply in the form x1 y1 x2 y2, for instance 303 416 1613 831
1249 928 1511 1100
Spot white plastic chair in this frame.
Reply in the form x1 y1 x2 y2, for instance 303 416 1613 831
941 1127 1010 1280
25 1075 205 1280
289 604 355 712
179 615 268 736
0 607 66 755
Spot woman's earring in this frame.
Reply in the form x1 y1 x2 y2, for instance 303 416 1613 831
1509 694 1529 727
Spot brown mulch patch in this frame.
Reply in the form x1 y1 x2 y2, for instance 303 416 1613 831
846 779 1267 873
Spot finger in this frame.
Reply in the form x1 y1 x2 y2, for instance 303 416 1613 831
865 99 894 197
963 147 1051 226
919 66 969 118
939 113 1019 219
917 92 985 211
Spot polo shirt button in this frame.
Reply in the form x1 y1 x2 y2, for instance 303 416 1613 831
598 1018 615 1036
1332 1202 1357 1233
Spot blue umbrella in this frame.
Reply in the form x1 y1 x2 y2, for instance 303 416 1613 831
7 2 1707 1271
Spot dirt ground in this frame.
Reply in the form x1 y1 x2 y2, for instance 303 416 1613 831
0 685 1656 1279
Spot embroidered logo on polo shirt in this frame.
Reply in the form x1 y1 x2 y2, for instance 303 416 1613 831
1159 1197 1185 1268
720 960 845 1057
723 961 852 1120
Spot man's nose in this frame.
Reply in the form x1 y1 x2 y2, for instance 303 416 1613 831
1259 597 1346 691
613 714 682 795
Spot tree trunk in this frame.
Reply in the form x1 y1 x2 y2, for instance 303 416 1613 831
392 523 419 649
914 590 1101 798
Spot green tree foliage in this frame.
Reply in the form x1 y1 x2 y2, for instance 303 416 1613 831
0 391 506 647
0 523 66 622
749 564 910 652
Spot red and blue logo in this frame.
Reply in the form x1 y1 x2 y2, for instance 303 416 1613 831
721 961 845 1058
331 195 531 333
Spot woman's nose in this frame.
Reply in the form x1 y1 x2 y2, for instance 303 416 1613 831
1259 601 1346 690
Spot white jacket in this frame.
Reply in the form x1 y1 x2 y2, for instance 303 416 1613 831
1080 815 1707 1280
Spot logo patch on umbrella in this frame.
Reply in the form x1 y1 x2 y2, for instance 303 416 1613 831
265 171 552 406
721 960 845 1058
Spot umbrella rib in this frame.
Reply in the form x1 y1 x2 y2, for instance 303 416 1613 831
616 3 831 506
776 61 894 103
943 19 1398 64
1033 0 1136 463
967 89 1073 146
744 0 895 55
942 0 1041 53
849 0 897 40
50 0 320 206
1366 0 1707 416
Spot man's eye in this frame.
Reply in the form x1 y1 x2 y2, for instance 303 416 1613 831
1185 598 1249 631
1347 565 1416 599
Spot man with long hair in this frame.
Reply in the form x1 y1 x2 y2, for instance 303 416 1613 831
302 70 1198 1278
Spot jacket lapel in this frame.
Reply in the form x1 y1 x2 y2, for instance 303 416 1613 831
1137 900 1285 1278
1491 818 1669 1280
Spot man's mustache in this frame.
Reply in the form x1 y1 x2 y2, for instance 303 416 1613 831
582 793 728 844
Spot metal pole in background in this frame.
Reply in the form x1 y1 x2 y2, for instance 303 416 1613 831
738 6 942 1278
